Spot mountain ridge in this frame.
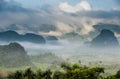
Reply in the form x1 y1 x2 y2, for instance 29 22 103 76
91 29 119 48
0 30 46 44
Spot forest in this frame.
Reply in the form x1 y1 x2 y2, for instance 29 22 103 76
0 63 119 79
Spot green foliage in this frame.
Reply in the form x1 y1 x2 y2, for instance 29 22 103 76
53 71 64 79
6 63 120 79
7 63 105 79
60 63 104 79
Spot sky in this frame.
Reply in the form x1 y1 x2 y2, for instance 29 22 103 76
14 0 118 10
0 0 120 37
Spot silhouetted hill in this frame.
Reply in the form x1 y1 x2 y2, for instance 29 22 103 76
22 33 46 43
45 36 59 44
0 30 46 44
91 29 119 47
46 36 58 41
0 42 31 67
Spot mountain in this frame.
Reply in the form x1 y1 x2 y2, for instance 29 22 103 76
22 33 46 44
61 32 85 41
45 36 59 44
91 29 119 48
46 36 58 41
0 42 31 67
0 30 46 44
93 23 120 34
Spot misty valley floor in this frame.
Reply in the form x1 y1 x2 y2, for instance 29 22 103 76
0 41 120 77
1 42 120 76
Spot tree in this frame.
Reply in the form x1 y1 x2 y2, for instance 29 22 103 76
41 70 52 79
8 71 23 79
23 68 35 79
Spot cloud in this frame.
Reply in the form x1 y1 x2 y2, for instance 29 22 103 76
84 10 120 19
0 12 29 27
0 0 120 37
70 10 120 21
80 18 95 35
56 21 74 33
40 31 62 36
0 0 28 12
116 0 120 4
59 1 91 13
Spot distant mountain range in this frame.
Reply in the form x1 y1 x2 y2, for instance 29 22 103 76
61 32 85 41
0 30 46 44
0 30 60 44
0 42 31 67
1 23 120 44
46 36 58 41
61 23 120 42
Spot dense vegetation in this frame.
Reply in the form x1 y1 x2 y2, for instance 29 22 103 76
0 63 119 79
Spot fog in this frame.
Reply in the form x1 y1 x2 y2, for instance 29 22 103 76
1 40 120 66
20 40 85 55
21 40 120 66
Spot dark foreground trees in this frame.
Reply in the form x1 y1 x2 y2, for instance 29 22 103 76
6 63 120 79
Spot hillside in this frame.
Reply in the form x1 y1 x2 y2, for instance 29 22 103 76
0 42 31 67
91 29 119 47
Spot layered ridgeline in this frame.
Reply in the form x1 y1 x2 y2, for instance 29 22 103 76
45 36 59 44
0 30 46 44
0 42 31 67
0 30 60 44
61 32 85 41
91 29 119 48
46 36 58 41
